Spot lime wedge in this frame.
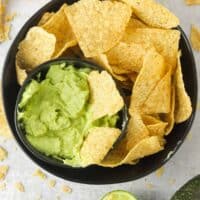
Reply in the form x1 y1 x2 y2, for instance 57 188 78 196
101 190 138 200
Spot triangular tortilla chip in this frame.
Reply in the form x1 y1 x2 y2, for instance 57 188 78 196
38 12 55 26
174 52 192 123
142 68 172 114
65 0 131 57
16 62 27 86
100 136 163 167
121 0 179 29
16 27 56 70
42 4 77 58
80 127 120 166
122 28 180 70
88 70 124 120
129 49 167 114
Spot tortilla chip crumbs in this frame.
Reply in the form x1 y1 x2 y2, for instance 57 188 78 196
155 166 165 178
62 185 72 193
0 182 6 190
185 0 200 5
14 182 25 192
33 169 47 180
48 179 56 188
0 146 7 161
190 25 200 51
0 165 9 180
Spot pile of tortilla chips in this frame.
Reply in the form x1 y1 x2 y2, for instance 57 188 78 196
15 0 192 167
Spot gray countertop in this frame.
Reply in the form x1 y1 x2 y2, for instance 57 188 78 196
0 0 199 199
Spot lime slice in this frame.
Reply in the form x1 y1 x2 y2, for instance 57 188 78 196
101 190 138 200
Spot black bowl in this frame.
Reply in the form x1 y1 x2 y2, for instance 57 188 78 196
2 0 198 184
14 58 128 168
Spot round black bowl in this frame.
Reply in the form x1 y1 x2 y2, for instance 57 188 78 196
14 58 128 169
2 0 198 184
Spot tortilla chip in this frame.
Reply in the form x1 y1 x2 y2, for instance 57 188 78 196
121 0 179 29
65 0 131 57
16 62 27 86
91 54 129 81
0 90 12 139
126 17 147 30
42 4 77 58
16 26 56 70
164 84 175 135
101 136 163 167
106 42 147 73
0 0 5 42
185 0 200 5
123 28 180 70
38 12 55 26
174 52 192 123
147 122 168 137
142 68 172 114
142 115 161 125
190 25 200 51
88 70 124 120
80 127 120 166
129 49 167 113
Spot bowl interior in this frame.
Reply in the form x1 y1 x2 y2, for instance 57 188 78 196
2 0 198 184
14 58 128 168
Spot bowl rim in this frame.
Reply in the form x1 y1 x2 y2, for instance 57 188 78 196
1 0 198 184
14 57 129 170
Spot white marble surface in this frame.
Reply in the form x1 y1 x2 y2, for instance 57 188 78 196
0 0 200 200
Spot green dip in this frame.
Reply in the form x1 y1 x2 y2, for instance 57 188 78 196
18 63 119 166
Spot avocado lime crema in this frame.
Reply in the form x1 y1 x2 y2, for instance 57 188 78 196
18 63 119 167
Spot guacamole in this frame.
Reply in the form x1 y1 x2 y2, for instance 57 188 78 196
18 63 119 166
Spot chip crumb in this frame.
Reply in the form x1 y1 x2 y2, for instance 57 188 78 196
14 182 25 192
0 146 7 161
0 182 6 190
33 169 47 180
145 183 154 190
5 12 16 22
168 178 176 185
0 165 9 180
187 132 193 141
62 185 72 193
48 179 56 188
190 25 200 51
185 0 200 5
155 166 165 178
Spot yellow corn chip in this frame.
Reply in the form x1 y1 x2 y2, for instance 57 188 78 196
185 0 200 5
91 54 129 81
147 122 168 137
129 49 167 113
164 84 175 135
174 52 192 123
123 28 180 70
190 25 200 51
16 27 56 70
101 136 163 167
121 0 179 29
65 0 131 57
106 42 147 73
88 70 124 120
42 4 77 58
38 12 55 26
15 62 27 86
142 115 161 125
143 68 172 114
80 127 120 166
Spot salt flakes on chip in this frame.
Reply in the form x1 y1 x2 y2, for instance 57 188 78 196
88 70 124 120
80 127 120 166
16 27 56 70
121 0 179 29
174 52 192 123
42 4 77 58
65 0 132 57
